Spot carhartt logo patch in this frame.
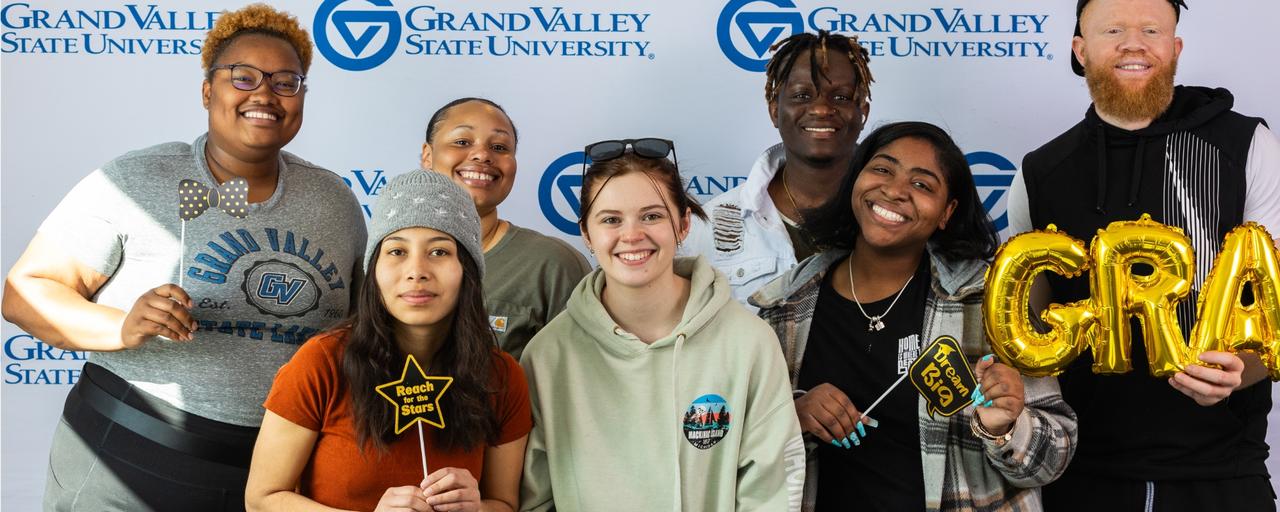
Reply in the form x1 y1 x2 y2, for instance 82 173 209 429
489 316 508 333
683 394 731 449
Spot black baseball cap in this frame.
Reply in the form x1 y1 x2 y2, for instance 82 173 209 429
1071 0 1187 76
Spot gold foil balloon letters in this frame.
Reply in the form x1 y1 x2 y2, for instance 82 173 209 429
985 216 1280 379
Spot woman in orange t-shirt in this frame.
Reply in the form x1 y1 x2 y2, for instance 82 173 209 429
246 171 532 512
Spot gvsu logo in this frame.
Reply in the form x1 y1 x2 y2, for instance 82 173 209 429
717 0 803 72
538 151 749 236
539 152 586 236
967 151 1017 233
314 0 402 71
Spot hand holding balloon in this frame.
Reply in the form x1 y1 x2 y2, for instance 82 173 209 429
1168 351 1245 406
971 355 1025 435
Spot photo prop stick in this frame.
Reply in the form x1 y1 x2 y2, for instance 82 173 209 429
985 215 1280 379
176 178 250 288
375 354 453 481
861 335 978 419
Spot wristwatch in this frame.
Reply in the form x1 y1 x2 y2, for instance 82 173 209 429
970 413 1014 446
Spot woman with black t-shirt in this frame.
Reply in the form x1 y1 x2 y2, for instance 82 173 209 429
754 121 1078 511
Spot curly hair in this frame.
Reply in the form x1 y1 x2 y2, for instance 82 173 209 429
201 3 313 75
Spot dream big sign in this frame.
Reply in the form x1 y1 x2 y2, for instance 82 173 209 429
984 216 1280 379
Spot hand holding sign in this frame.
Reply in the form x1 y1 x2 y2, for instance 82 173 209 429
907 336 979 418
375 354 453 481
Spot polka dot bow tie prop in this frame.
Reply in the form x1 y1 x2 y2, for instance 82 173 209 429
178 178 250 220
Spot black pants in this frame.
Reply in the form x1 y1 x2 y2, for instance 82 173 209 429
43 364 259 512
1044 470 1276 512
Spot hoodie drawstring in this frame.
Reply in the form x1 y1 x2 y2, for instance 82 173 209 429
1095 123 1108 214
1128 136 1147 207
671 333 686 512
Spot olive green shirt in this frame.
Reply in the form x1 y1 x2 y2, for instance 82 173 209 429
484 224 591 360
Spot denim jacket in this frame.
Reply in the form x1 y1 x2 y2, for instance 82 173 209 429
752 248 1078 512
682 144 795 310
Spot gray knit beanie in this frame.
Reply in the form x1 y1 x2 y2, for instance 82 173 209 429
364 170 484 277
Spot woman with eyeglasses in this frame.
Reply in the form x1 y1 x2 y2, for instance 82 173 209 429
420 97 590 361
519 139 805 511
246 171 530 512
1 5 364 511
752 122 1076 511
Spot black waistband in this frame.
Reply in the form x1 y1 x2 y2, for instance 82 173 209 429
69 363 258 468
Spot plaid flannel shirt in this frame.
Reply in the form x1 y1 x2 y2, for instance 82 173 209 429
752 248 1078 511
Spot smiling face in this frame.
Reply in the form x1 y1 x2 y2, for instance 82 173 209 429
851 136 957 254
582 171 690 292
375 227 464 338
769 49 868 169
1073 0 1181 123
202 34 305 160
421 101 518 217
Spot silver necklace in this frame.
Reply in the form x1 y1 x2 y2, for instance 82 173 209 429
846 258 915 332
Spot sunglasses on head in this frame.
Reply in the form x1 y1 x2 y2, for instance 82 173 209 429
581 138 678 175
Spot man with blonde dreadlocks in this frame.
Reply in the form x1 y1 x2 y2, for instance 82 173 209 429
683 30 874 310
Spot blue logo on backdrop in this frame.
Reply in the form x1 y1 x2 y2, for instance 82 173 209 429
716 1 1053 71
539 152 587 236
538 151 748 236
313 2 655 71
717 0 804 72
967 151 1017 233
314 0 402 71
4 333 85 385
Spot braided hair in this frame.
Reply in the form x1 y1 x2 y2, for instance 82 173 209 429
764 30 874 105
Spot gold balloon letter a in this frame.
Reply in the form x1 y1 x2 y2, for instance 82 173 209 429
1089 216 1196 376
1189 223 1280 380
984 226 1098 377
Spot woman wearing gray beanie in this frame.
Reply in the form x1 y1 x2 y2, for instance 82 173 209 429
248 170 531 512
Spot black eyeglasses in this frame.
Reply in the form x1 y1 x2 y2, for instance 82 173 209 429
210 64 306 97
581 138 678 176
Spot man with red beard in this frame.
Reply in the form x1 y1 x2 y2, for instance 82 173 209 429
1006 0 1280 510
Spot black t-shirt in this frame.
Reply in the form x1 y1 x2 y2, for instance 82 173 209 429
797 257 931 511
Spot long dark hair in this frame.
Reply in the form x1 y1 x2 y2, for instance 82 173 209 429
342 242 501 453
803 121 998 261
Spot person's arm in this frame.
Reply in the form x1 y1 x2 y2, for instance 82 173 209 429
3 232 195 351
1165 125 1280 404
422 435 528 512
246 411 433 512
972 358 1077 487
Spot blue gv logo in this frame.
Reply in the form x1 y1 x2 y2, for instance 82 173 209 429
314 0 402 71
539 152 586 236
967 151 1017 233
717 0 803 72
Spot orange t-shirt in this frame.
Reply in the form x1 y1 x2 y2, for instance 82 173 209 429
264 331 532 511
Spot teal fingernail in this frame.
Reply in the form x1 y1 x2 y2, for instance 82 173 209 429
856 422 866 437
831 440 841 447
865 417 879 428
851 435 861 447
982 354 994 362
842 437 852 449
984 399 994 407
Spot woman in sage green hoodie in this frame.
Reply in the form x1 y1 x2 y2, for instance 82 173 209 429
520 139 805 512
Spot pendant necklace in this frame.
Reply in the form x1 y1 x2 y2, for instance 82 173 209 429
847 257 914 333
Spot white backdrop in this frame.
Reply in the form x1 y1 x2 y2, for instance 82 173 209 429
3 1 1278 508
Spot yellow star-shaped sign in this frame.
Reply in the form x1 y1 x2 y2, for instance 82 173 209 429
375 354 454 434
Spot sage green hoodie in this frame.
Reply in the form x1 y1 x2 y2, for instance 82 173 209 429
520 256 805 511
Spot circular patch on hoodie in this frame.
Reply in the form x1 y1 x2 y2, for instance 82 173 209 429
683 394 731 450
